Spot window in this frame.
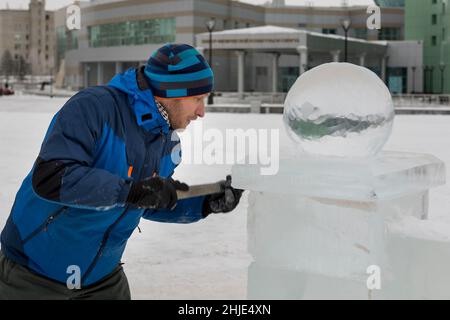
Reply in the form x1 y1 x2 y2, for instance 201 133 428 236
67 30 79 50
432 14 437 25
322 28 337 35
234 21 239 29
432 35 437 46
378 27 401 40
56 26 66 67
88 18 176 48
387 67 407 94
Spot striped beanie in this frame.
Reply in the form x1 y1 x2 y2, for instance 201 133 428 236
144 44 214 99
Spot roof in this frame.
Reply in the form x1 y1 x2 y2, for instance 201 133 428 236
200 25 388 47
238 0 377 7
210 25 305 36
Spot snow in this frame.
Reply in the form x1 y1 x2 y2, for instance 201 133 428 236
238 0 376 7
1 94 450 299
210 25 304 36
204 25 386 46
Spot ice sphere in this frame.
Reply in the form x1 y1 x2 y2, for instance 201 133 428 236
283 63 395 158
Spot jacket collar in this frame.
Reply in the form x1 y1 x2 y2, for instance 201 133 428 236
108 66 170 135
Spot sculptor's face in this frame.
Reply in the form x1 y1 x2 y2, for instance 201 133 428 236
156 94 208 130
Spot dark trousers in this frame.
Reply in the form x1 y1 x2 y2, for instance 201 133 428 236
0 252 131 300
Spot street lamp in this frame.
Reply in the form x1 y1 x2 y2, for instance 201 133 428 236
430 66 435 94
14 34 21 80
50 67 54 98
411 66 416 94
439 62 446 94
205 17 216 105
341 19 351 63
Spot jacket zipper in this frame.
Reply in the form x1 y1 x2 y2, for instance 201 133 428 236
81 131 168 285
156 130 166 174
22 206 68 244
81 205 131 285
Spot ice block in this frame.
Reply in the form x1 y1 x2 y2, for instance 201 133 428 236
232 151 448 299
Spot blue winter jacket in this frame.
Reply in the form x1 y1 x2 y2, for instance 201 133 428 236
0 67 207 286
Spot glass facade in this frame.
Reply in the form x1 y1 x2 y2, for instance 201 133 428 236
56 26 66 68
354 28 368 39
88 18 176 48
56 27 79 67
374 0 405 7
387 67 408 94
279 67 299 92
322 28 337 35
378 27 402 40
67 30 79 51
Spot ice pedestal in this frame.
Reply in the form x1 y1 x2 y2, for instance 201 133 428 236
232 151 448 299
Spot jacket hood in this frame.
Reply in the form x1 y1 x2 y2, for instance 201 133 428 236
108 67 170 135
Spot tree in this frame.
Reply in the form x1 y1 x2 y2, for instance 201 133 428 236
0 50 14 77
14 55 29 80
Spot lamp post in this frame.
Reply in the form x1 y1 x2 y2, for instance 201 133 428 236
430 66 435 94
411 66 416 94
50 67 54 98
341 19 351 63
439 62 446 94
205 17 216 105
423 66 430 93
14 34 21 80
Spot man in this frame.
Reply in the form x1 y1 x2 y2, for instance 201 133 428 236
0 44 242 300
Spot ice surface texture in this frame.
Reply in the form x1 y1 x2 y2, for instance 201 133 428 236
283 63 395 158
233 152 449 299
233 151 446 202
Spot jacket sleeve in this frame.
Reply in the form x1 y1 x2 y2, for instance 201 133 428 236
31 91 132 210
142 195 207 224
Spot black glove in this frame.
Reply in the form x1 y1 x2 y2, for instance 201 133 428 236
127 177 189 210
203 176 244 216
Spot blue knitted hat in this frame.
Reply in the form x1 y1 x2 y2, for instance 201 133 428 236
144 44 214 99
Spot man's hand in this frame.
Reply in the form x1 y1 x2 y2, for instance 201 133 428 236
126 177 189 210
203 176 244 216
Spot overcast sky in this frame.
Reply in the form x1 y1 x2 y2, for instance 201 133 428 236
0 0 375 10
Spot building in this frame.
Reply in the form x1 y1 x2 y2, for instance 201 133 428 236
405 0 450 94
56 0 419 94
375 0 405 7
0 0 55 76
196 25 422 94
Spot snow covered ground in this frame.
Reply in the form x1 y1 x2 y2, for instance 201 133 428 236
0 94 450 299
